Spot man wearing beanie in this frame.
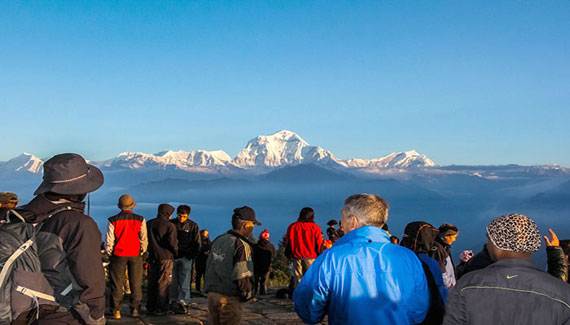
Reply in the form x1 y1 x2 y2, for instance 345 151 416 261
253 229 276 295
146 204 178 315
105 194 147 319
444 213 570 324
204 206 261 325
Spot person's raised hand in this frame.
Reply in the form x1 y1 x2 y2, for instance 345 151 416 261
544 228 560 247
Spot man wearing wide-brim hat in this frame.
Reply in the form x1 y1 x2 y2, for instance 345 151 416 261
105 194 148 319
13 153 106 324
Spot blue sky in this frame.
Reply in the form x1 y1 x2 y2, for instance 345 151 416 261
1 1 569 166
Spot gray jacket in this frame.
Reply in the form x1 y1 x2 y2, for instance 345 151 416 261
444 258 570 325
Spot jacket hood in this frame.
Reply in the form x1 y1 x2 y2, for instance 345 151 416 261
401 221 439 254
256 238 273 250
157 203 175 220
16 195 85 223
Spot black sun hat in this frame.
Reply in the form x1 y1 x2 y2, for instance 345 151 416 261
34 153 104 195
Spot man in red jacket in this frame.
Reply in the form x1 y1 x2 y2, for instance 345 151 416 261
285 207 324 290
105 194 148 319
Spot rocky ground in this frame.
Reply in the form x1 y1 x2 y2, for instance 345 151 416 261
106 288 325 324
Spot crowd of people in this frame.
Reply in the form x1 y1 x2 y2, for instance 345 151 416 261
1 152 570 325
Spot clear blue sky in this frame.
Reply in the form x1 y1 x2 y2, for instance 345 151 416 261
1 1 569 166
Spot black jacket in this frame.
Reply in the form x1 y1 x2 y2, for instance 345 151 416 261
547 246 569 282
16 195 106 322
196 238 212 272
253 238 276 274
456 245 494 280
170 218 201 260
147 215 178 261
444 258 570 324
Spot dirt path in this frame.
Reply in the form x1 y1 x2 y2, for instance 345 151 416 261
106 288 325 324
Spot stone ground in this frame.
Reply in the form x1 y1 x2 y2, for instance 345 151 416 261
106 288 325 324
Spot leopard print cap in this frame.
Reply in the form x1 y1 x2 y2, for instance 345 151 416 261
486 213 541 253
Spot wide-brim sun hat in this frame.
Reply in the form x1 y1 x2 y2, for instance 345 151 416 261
34 153 104 195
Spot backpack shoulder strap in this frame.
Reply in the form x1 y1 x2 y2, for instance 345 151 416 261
0 239 34 287
4 209 26 224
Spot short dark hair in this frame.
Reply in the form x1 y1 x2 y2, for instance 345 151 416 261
177 204 191 215
298 207 315 222
232 218 248 230
439 223 458 236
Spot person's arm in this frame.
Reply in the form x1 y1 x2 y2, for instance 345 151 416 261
314 226 324 256
232 238 254 300
292 253 330 324
139 219 148 255
545 229 568 282
189 223 201 259
63 217 106 323
442 257 456 288
168 223 178 256
105 221 115 256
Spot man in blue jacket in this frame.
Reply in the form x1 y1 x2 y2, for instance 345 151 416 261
293 193 430 324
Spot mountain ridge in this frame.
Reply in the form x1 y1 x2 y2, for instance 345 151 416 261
1 130 568 178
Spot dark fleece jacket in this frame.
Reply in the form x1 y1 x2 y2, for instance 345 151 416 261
253 238 276 274
147 204 178 261
170 218 201 259
16 195 106 321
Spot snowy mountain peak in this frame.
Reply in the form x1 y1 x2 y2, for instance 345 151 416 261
232 130 345 168
0 153 44 174
346 150 436 169
101 149 231 170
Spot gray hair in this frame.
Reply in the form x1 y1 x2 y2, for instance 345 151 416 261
343 193 389 228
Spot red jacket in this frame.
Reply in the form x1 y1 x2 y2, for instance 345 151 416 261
106 211 148 257
286 221 324 259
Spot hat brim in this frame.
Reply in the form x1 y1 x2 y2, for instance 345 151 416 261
34 165 104 195
119 202 136 210
253 219 262 226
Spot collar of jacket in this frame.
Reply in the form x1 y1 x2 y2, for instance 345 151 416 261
335 225 390 246
227 230 254 246
18 194 85 223
489 257 539 270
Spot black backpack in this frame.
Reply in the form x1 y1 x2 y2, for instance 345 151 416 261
0 209 69 324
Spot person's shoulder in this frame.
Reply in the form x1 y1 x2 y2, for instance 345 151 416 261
108 212 120 222
147 217 159 227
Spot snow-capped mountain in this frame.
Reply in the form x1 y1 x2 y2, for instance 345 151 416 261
346 150 436 169
231 130 347 168
0 153 43 175
98 150 231 171
2 130 568 181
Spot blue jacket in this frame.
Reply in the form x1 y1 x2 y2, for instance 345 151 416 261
293 226 430 324
418 253 448 303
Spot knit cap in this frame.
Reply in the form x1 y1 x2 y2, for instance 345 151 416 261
486 213 541 253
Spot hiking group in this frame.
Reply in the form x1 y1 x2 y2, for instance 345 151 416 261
1 152 570 325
